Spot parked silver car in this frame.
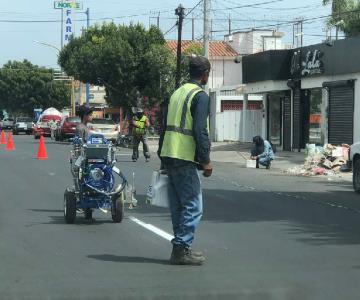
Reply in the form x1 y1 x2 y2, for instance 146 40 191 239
13 117 33 135
350 142 360 193
87 118 119 142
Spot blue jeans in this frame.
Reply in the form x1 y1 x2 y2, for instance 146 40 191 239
258 156 272 167
165 161 203 248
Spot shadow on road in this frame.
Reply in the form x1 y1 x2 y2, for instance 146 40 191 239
43 215 114 225
132 186 360 247
28 209 63 213
87 254 169 265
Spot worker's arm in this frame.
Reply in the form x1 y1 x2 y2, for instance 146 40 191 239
191 92 211 166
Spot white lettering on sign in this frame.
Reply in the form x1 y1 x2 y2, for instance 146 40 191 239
301 50 324 76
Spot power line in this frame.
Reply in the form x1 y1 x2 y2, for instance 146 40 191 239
211 8 360 33
211 0 285 11
0 9 175 23
163 0 203 36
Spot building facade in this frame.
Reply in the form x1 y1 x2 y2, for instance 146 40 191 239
242 36 360 150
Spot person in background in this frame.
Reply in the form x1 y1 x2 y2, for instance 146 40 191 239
158 55 212 266
75 105 93 142
131 107 150 162
250 135 275 169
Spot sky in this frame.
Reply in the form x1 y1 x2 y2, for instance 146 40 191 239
0 0 332 69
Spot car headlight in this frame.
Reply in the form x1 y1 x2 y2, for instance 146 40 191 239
90 168 104 182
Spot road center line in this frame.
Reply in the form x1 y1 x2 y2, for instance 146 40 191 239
129 216 174 241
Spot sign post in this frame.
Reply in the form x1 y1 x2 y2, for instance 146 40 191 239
54 1 83 48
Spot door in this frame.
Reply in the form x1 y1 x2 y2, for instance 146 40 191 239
267 94 282 146
326 81 354 145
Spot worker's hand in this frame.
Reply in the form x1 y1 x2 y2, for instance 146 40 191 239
201 162 213 177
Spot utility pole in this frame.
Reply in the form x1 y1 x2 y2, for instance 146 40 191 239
204 0 210 59
293 19 303 48
85 8 90 107
228 14 231 35
192 15 195 41
175 4 185 89
61 8 64 49
157 11 160 28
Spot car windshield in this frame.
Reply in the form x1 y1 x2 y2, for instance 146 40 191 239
91 118 115 125
66 117 81 123
7 118 14 121
17 117 31 122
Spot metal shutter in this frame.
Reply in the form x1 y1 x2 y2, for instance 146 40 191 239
326 81 354 145
283 94 292 151
292 88 301 150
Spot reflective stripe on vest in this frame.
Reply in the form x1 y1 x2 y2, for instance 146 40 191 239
161 83 204 162
165 87 201 136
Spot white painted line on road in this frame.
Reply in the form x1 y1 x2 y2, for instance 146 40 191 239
129 216 174 241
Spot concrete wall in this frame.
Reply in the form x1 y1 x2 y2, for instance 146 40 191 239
225 30 284 55
209 58 242 89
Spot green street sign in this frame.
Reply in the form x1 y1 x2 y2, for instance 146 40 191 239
54 1 83 10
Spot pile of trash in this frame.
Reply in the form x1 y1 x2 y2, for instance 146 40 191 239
286 143 350 177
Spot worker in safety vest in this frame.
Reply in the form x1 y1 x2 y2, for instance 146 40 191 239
131 107 150 162
158 55 212 266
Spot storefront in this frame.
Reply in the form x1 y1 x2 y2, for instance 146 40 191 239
242 36 360 151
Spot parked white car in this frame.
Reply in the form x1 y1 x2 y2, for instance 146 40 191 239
350 142 360 193
87 118 119 142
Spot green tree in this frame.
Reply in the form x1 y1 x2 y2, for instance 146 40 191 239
323 0 360 37
0 60 70 115
179 43 204 85
58 23 175 112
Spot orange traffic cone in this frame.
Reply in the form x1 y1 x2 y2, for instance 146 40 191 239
36 135 48 160
0 130 6 145
5 132 15 151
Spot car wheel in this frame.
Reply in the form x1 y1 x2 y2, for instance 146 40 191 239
64 188 77 224
34 135 39 139
353 159 360 193
111 192 124 223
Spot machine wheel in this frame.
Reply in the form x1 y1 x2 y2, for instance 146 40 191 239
111 192 124 223
64 188 76 224
353 159 360 193
84 208 93 220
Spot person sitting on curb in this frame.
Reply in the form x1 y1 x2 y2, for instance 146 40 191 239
250 135 275 169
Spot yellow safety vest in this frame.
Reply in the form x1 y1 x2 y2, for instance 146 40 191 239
132 115 147 136
161 83 206 163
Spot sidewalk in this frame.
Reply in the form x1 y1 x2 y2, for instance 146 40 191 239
145 139 352 181
147 139 303 169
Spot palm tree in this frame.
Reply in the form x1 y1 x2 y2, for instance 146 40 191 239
322 0 357 38
322 0 348 17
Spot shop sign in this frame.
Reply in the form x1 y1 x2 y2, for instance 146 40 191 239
301 50 324 76
54 1 83 10
64 8 74 44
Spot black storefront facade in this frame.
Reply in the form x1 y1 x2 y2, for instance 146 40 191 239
242 36 360 151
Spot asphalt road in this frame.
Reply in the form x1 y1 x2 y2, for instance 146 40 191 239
1 135 360 300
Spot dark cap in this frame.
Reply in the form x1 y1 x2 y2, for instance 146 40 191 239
189 55 211 78
76 104 93 117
